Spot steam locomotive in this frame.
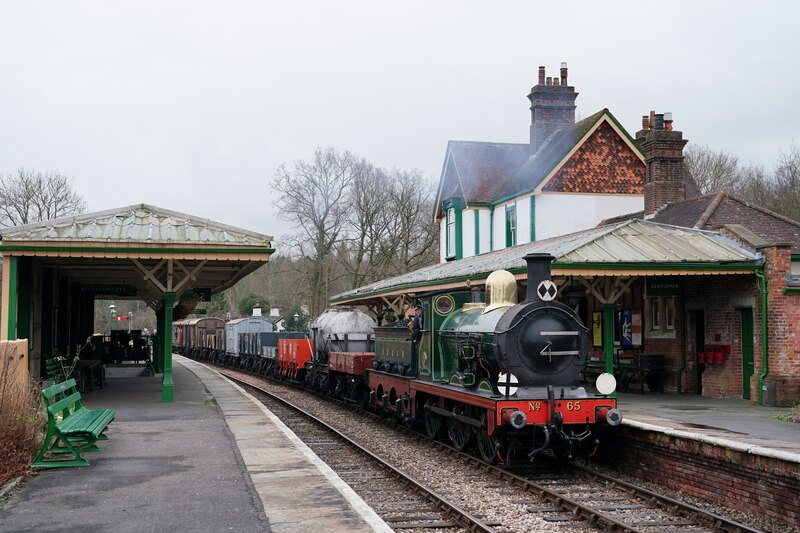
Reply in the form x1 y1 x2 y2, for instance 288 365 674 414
177 253 621 464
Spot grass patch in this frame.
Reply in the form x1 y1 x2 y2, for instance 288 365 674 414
772 403 800 423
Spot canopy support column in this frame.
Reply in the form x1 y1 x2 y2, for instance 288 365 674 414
1 256 18 340
153 308 164 374
601 303 616 398
161 292 176 402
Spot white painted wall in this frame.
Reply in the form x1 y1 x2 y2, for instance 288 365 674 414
478 209 491 254
439 218 447 262
439 193 643 261
462 207 475 259
516 196 532 246
535 194 643 241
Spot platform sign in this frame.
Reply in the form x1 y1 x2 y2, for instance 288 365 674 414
81 284 137 296
592 312 602 347
191 309 207 315
190 288 212 302
646 277 683 296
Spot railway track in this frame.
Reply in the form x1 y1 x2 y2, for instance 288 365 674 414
216 364 766 533
224 372 495 532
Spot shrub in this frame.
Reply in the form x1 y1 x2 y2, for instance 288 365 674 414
0 357 45 485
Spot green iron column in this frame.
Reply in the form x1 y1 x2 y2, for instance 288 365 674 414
602 303 616 398
2 256 18 340
161 292 176 402
153 307 164 374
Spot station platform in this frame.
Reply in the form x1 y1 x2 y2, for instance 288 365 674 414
2 360 798 533
0 356 392 533
617 390 800 462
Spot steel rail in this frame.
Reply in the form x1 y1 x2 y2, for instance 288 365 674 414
203 357 769 533
574 463 764 533
221 370 495 533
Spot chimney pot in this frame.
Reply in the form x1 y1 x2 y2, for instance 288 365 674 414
546 76 552 85
654 113 664 130
538 66 545 85
642 115 650 130
553 77 559 86
664 112 673 130
560 62 568 85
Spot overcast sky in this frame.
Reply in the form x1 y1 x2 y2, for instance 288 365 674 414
1 1 797 247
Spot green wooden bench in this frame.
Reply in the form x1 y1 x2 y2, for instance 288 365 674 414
45 357 72 383
32 379 115 468
581 357 607 383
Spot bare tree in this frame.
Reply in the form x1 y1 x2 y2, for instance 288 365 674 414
377 169 439 277
767 144 800 221
684 144 742 194
272 147 367 318
0 169 87 227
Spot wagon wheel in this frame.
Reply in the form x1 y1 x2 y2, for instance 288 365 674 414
423 401 442 439
476 415 498 464
448 417 471 451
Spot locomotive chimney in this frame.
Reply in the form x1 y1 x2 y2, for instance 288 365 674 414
524 253 555 302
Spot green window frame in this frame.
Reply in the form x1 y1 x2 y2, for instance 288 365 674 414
505 205 517 247
443 198 462 260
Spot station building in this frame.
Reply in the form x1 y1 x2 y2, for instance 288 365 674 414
334 67 800 406
0 204 274 401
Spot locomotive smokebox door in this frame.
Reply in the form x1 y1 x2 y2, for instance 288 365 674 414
494 253 589 389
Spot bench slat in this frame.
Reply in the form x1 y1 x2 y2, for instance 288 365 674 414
42 379 78 400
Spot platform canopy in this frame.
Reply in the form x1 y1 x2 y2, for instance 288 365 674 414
0 203 274 401
330 219 763 309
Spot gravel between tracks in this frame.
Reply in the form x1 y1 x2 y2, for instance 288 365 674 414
224 368 791 533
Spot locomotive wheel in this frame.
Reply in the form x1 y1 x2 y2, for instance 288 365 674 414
423 406 442 439
448 418 471 451
477 416 498 464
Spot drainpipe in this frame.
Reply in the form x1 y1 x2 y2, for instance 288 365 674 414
755 269 769 403
677 296 686 394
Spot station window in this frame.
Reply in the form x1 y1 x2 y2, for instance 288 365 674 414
651 298 661 330
443 198 462 260
505 205 517 247
665 297 675 330
446 207 456 258
648 297 676 332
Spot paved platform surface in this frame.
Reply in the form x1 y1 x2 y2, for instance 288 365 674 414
618 391 800 461
0 357 391 533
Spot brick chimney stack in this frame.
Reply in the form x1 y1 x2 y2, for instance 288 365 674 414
528 62 578 154
637 111 688 216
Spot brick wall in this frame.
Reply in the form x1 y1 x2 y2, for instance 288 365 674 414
760 244 800 405
593 426 800 528
685 275 759 399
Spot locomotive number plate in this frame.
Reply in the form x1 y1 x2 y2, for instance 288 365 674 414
527 402 543 411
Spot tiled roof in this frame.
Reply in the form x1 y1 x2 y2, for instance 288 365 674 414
500 109 609 199
438 141 529 206
541 120 644 194
435 109 645 217
331 220 761 303
651 193 800 254
0 204 273 246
